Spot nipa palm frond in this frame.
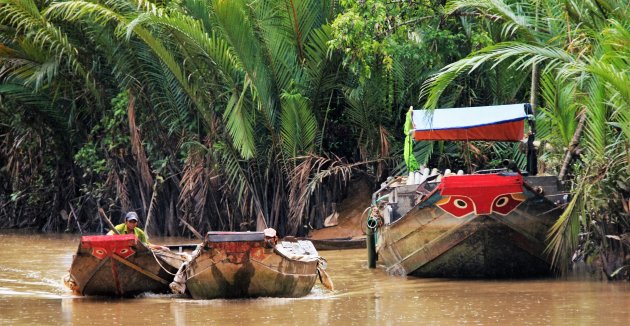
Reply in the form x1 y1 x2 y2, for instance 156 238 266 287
546 183 583 275
421 42 573 109
280 91 317 159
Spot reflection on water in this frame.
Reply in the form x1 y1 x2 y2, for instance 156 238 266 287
1 232 629 325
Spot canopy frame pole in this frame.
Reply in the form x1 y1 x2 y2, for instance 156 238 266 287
524 103 538 176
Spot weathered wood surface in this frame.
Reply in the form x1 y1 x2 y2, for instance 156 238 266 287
185 233 320 299
65 235 185 296
375 175 562 278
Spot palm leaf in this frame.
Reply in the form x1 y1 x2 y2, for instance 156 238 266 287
421 42 574 109
546 183 583 274
280 91 317 159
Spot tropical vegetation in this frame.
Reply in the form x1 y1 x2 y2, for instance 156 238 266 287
0 0 628 278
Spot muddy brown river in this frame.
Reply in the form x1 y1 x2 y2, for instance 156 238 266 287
1 232 629 325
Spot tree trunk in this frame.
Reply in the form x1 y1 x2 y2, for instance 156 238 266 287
559 110 587 180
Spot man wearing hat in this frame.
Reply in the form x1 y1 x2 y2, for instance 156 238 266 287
107 211 168 250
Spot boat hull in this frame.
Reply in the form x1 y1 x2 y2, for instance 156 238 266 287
185 232 319 299
65 235 184 296
375 175 561 278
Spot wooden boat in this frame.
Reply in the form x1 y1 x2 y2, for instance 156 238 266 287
64 234 188 296
369 104 564 278
177 231 331 299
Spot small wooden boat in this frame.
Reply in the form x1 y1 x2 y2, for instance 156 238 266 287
174 231 332 299
64 234 187 296
369 104 563 278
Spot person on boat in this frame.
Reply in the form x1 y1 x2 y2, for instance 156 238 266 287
107 211 169 251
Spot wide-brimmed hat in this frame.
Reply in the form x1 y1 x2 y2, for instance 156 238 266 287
125 212 139 222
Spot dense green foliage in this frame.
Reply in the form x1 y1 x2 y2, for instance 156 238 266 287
1 0 352 236
0 0 628 277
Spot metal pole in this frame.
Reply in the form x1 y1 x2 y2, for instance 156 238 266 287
367 227 376 268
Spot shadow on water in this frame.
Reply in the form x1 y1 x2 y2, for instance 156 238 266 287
1 233 630 325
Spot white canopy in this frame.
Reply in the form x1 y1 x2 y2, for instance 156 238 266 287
411 104 530 141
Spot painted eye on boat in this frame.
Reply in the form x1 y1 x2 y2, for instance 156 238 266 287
492 193 526 215
119 249 128 254
436 196 475 218
95 249 104 255
454 199 468 209
494 196 508 208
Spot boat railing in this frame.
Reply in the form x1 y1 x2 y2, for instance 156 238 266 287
473 168 508 174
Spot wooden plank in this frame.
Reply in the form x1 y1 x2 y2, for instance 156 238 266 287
390 217 481 275
77 256 109 295
110 254 169 285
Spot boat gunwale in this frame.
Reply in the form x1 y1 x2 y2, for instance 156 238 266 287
68 236 182 296
187 247 319 280
379 174 562 229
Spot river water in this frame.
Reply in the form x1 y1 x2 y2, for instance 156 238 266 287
1 232 629 325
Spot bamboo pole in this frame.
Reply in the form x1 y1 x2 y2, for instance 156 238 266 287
178 217 204 240
69 203 83 234
144 181 158 235
98 207 120 234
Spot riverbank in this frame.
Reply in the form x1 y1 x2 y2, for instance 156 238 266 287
307 177 371 242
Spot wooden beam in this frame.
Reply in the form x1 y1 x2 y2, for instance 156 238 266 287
98 208 120 234
110 254 169 285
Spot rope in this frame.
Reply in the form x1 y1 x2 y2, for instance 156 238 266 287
150 248 186 276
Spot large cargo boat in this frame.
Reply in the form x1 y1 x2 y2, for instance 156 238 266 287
368 104 564 278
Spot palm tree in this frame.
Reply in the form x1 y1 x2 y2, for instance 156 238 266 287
44 0 346 235
0 0 110 230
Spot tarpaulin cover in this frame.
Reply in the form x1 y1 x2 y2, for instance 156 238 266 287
412 104 528 141
206 231 265 242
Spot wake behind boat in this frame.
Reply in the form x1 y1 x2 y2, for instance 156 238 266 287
64 234 187 296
